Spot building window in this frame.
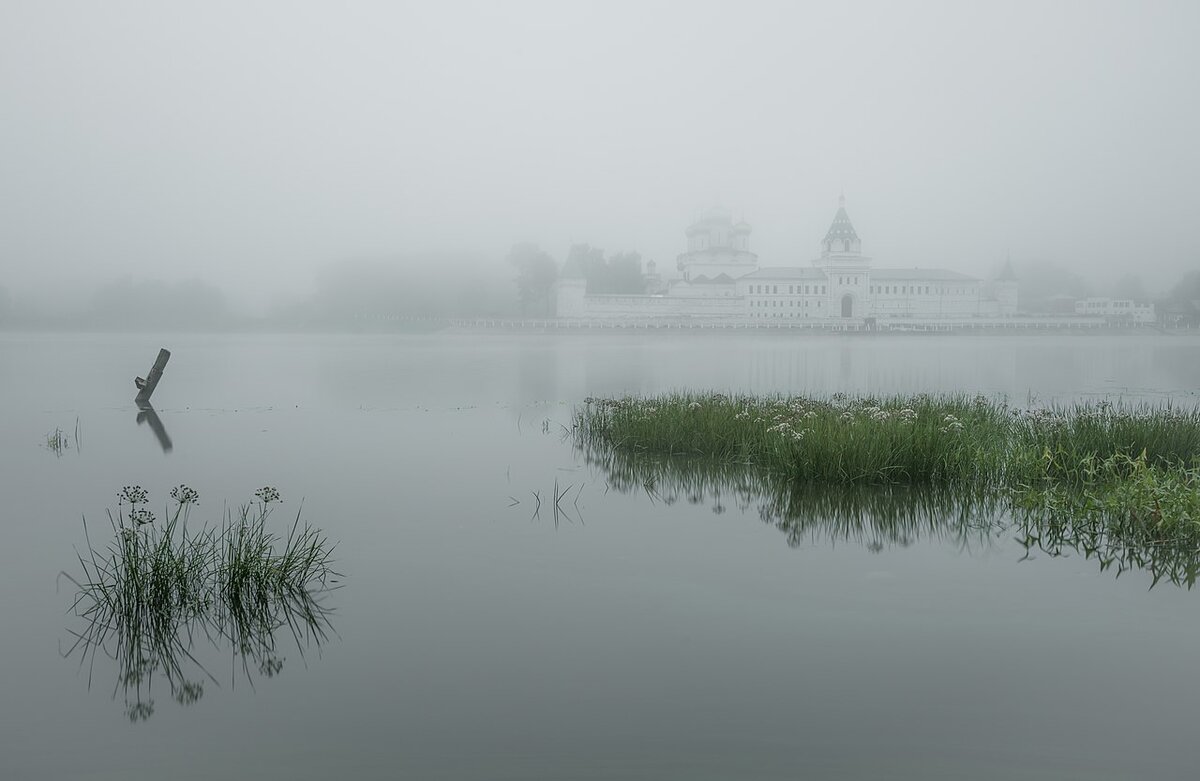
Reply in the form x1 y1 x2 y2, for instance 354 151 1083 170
773 285 778 294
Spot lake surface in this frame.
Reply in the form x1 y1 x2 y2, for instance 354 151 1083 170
3 331 1200 780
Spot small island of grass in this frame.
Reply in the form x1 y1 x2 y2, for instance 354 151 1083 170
575 393 1200 583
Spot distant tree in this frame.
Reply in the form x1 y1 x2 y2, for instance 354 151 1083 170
312 253 518 324
85 276 230 329
1160 270 1200 325
564 244 645 294
1016 261 1089 312
507 243 558 316
603 251 646 294
1109 273 1148 301
563 244 605 284
1168 270 1200 302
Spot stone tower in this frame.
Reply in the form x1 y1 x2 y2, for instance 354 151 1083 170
813 195 871 318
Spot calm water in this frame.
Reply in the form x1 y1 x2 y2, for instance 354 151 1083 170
3 331 1200 780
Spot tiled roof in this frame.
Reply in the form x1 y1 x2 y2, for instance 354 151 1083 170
872 268 979 282
742 267 828 280
824 206 859 244
683 273 737 285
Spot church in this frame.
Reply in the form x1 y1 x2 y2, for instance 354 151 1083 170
555 197 1018 321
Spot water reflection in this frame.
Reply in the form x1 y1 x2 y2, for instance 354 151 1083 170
61 488 339 721
1014 508 1200 589
580 444 1004 553
135 402 173 453
580 443 1200 587
63 577 335 722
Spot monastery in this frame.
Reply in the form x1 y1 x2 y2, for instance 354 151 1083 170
555 197 1018 321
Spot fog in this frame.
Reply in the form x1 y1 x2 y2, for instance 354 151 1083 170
2 0 1198 317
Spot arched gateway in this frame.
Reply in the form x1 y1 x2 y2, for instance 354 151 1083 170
841 294 854 318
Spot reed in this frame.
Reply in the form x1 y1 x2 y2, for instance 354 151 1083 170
45 418 80 456
1013 452 1200 586
1009 402 1200 483
577 393 1200 487
62 485 338 721
578 393 1013 485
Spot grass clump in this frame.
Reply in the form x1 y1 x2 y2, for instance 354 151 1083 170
577 393 1200 488
45 418 80 457
62 485 339 721
1009 402 1200 483
578 393 1014 486
576 393 1200 585
1013 451 1200 586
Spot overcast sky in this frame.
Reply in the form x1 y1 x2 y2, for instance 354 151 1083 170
2 0 1198 311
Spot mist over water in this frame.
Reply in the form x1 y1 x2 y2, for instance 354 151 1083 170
1 332 1200 780
5 1 1200 778
3 2 1199 316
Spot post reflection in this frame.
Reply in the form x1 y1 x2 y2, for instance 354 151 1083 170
135 402 173 453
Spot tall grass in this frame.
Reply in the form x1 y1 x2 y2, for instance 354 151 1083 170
1013 452 1200 586
62 485 338 721
576 393 1200 585
577 393 1200 487
1009 402 1200 483
579 393 1016 485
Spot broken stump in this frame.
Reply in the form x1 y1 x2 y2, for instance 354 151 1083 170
134 348 171 405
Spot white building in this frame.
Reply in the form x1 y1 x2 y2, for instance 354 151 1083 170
1074 297 1156 322
555 197 1018 321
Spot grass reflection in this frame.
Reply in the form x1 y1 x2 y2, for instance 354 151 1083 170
577 414 1200 588
581 444 1004 553
1014 452 1200 587
61 486 339 721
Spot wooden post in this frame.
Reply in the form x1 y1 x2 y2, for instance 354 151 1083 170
134 348 171 405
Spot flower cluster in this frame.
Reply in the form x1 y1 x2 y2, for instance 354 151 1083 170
939 414 964 434
254 486 281 504
118 485 149 506
130 507 156 526
170 484 199 505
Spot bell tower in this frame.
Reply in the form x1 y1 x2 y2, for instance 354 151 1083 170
813 195 871 318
